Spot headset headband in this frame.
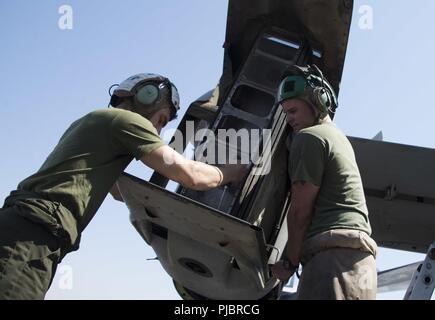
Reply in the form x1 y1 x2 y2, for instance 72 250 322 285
111 73 180 119
277 64 338 118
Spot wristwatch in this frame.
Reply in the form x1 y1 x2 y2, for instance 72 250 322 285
282 257 298 273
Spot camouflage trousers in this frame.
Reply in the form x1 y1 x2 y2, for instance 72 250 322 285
0 206 61 300
297 229 378 300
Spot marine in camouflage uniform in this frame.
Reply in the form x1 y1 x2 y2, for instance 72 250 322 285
0 73 239 299
271 65 377 300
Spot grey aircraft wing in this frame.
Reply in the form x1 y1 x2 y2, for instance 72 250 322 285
377 262 422 293
350 137 435 253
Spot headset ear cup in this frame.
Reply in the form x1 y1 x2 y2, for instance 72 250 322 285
136 84 159 105
313 87 331 116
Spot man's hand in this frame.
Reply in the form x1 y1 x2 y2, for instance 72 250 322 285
142 145 228 191
270 261 295 282
219 164 248 187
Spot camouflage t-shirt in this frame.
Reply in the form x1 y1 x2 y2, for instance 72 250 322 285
4 108 165 253
288 122 371 239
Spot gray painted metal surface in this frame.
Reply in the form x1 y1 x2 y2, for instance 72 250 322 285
350 137 435 253
378 262 421 293
117 173 279 299
404 242 435 299
221 0 353 99
118 0 356 300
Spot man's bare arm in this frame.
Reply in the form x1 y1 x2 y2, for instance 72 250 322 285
141 145 244 191
270 181 319 281
286 181 320 265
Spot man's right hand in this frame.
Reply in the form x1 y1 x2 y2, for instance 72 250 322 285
219 164 248 187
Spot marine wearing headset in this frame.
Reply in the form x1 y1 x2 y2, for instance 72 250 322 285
0 73 243 299
270 65 378 300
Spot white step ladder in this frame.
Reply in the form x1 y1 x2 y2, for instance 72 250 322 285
404 242 435 300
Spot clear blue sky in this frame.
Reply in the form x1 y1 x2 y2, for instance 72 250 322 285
0 0 432 299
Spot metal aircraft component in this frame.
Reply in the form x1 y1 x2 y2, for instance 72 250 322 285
117 0 354 300
350 137 435 253
118 0 435 300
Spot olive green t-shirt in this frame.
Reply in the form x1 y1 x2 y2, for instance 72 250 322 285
288 123 371 239
4 108 165 253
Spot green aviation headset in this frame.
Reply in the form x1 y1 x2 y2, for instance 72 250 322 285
110 73 180 120
134 78 171 106
277 64 338 121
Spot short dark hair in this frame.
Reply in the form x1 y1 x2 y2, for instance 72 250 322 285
109 94 129 108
